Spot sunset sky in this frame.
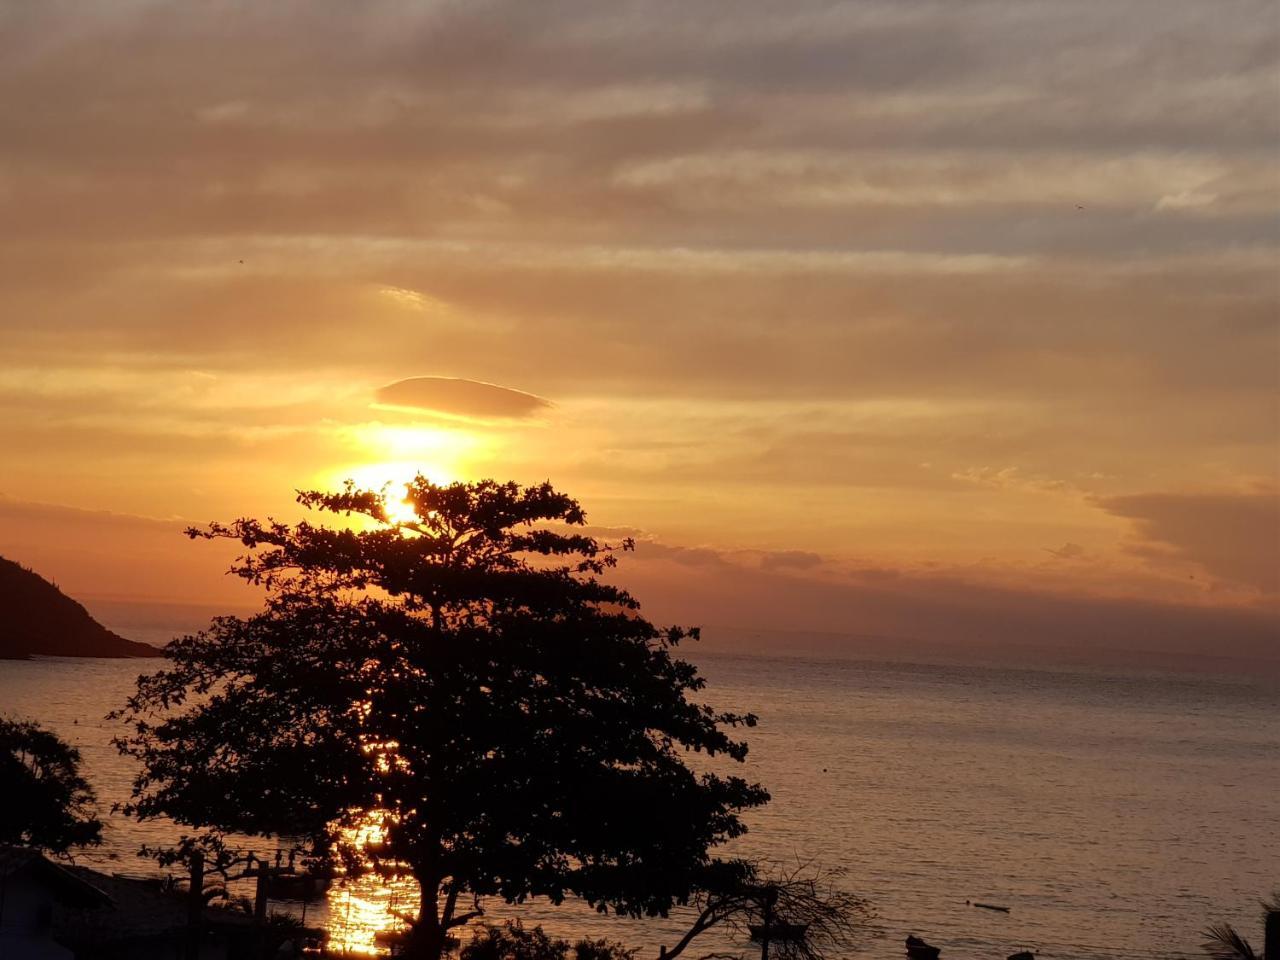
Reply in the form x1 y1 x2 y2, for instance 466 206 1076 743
2 1 1276 658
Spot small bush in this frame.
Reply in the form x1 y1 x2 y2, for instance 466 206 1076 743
572 935 637 960
460 922 634 960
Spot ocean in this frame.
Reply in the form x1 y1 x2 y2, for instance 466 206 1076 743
1 647 1275 959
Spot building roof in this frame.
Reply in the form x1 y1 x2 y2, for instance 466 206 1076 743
55 865 255 945
0 847 113 909
0 847 256 947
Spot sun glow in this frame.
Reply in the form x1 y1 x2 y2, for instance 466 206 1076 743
324 422 487 526
382 495 420 526
319 461 433 526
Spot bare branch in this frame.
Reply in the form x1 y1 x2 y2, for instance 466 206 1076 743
658 860 873 960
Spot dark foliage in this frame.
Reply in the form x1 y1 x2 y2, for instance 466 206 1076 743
1200 889 1279 960
115 478 768 959
1201 922 1258 960
657 860 873 960
460 920 635 960
0 717 102 853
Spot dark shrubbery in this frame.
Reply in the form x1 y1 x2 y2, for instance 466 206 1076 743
460 921 635 960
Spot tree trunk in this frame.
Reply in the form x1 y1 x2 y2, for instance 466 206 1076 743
185 852 204 960
403 922 450 960
400 869 449 960
758 889 772 960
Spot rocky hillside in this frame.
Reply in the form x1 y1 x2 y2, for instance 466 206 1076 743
0 557 163 658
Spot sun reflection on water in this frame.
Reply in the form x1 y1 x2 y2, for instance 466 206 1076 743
320 818 418 956
324 878 415 956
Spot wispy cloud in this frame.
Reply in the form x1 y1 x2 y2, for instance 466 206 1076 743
1098 490 1280 593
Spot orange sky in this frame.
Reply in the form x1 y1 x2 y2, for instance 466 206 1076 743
1 2 1276 660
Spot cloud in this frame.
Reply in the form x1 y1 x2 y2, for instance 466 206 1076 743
373 377 551 422
612 542 1280 664
0 496 248 610
759 550 824 571
1098 491 1280 592
614 150 1272 215
1156 190 1218 212
625 538 825 573
630 539 732 569
5 492 1277 667
1044 542 1087 561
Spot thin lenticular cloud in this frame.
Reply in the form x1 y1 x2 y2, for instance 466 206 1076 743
373 377 552 423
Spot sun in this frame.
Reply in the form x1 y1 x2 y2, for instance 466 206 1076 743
322 422 485 526
381 483 421 526
332 461 448 526
385 500 418 525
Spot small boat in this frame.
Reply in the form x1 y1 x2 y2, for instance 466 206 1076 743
748 922 808 943
973 901 1010 913
905 934 941 960
264 872 332 900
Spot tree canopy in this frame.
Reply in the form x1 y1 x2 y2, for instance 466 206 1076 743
116 477 768 959
1 716 102 854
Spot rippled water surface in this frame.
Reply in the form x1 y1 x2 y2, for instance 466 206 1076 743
1 651 1276 959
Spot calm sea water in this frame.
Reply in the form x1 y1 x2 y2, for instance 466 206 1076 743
1 650 1275 959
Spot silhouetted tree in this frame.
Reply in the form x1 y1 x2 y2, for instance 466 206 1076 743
656 860 872 960
116 478 769 960
1201 890 1279 960
1203 924 1260 960
1 717 102 853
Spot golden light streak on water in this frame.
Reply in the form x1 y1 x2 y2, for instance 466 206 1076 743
324 877 417 956
321 816 418 956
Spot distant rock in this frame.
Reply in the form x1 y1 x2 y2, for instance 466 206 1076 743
0 557 163 659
